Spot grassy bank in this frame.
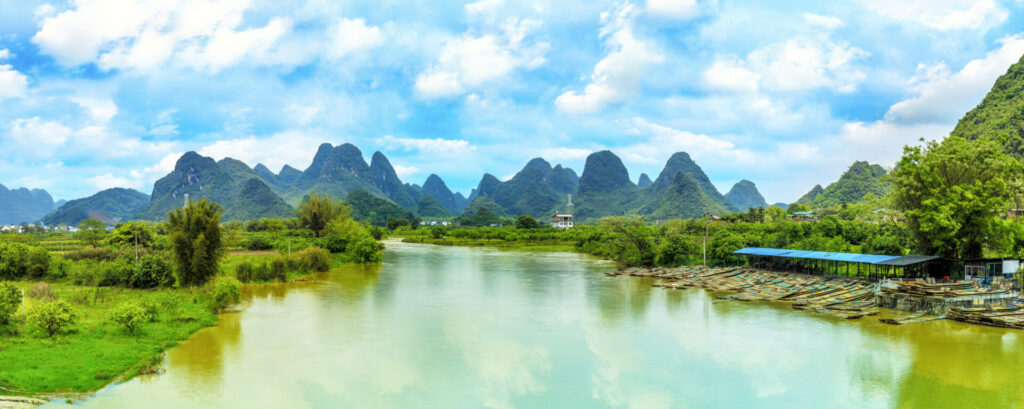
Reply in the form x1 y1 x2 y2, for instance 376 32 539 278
0 283 218 396
398 236 578 253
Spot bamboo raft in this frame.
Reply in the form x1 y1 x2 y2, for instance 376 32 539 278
880 281 1005 298
879 313 945 325
631 266 879 320
947 306 1024 329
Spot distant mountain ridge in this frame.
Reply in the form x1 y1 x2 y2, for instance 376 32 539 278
794 162 889 208
0 183 55 224
42 188 149 226
725 180 768 211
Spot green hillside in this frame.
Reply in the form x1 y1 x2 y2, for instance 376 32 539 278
796 162 889 208
42 188 149 226
950 53 1024 158
222 178 294 221
724 180 768 211
345 189 415 226
417 194 452 218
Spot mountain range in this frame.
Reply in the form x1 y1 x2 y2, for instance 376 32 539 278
793 161 889 208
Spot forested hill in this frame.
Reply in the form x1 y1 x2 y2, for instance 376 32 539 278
794 161 889 208
724 180 768 211
950 53 1024 158
42 188 149 226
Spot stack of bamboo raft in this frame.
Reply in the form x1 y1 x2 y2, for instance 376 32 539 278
629 266 879 320
880 281 1005 298
947 306 1024 329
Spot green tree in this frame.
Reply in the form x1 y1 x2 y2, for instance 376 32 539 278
27 300 77 337
106 222 154 248
109 301 151 335
890 136 1022 258
0 282 21 325
514 215 541 229
167 199 224 287
296 193 350 237
209 276 242 313
430 226 447 239
78 218 107 247
599 215 656 266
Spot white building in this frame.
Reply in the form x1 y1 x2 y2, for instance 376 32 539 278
551 214 573 229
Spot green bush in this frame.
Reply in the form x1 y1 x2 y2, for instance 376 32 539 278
27 300 77 337
130 255 175 289
65 246 119 262
347 236 382 263
236 261 255 283
0 242 50 280
209 276 242 313
108 301 151 335
97 258 133 287
295 247 331 272
270 257 287 281
242 236 273 251
0 282 20 325
69 260 99 286
319 235 347 253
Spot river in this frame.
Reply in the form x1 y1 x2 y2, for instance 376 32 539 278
42 242 1024 408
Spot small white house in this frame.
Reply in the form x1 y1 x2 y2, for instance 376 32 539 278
551 214 574 229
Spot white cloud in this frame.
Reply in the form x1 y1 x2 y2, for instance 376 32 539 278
858 0 1007 31
86 173 133 190
8 117 72 153
556 4 663 113
415 17 548 99
32 0 303 73
0 49 9 60
327 18 385 58
392 165 419 178
620 117 747 164
127 152 182 192
539 147 593 161
886 34 1024 124
702 59 759 93
0 64 28 99
70 97 118 123
803 13 843 30
376 135 474 155
197 131 325 171
703 26 867 94
465 0 504 17
645 0 701 19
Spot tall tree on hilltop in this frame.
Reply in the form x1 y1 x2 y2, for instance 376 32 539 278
168 199 224 286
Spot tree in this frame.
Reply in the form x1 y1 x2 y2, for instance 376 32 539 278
296 193 350 237
106 222 154 248
78 218 107 247
430 226 447 239
890 136 1022 259
27 300 77 337
167 199 224 287
109 301 151 335
599 215 656 266
515 215 541 229
0 282 20 325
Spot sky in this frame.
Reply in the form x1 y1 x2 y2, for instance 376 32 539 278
1 0 1023 204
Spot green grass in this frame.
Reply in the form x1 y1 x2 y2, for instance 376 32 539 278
0 283 218 396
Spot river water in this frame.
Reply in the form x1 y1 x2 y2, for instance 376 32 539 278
43 242 1024 408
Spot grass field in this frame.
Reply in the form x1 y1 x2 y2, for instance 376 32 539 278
0 284 218 396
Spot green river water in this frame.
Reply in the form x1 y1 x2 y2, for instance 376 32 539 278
43 242 1024 408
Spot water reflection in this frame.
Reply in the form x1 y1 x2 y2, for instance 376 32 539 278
41 243 1024 409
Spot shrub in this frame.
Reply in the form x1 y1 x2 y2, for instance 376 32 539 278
236 261 255 283
0 242 51 280
129 255 175 288
209 276 242 313
27 300 77 337
26 282 55 300
0 282 21 325
65 247 120 262
296 247 331 272
347 236 382 263
242 236 274 251
319 235 347 253
69 260 99 286
108 301 151 335
97 258 133 287
430 226 447 239
270 257 287 281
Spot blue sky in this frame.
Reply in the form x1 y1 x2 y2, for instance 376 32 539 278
1 0 1023 204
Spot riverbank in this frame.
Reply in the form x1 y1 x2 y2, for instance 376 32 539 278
398 236 579 253
0 252 353 403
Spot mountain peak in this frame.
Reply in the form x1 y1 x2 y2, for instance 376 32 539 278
637 173 653 188
524 158 552 174
725 180 767 211
578 150 632 193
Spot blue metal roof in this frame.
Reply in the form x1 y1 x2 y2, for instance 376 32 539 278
733 247 901 264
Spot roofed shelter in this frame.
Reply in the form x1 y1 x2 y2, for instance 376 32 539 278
732 247 954 280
